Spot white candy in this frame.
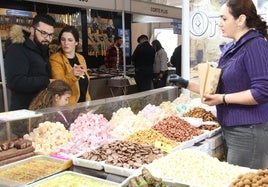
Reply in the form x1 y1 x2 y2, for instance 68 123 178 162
24 121 71 155
146 149 251 187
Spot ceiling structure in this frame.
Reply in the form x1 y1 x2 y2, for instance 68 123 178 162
141 0 182 7
166 0 182 7
133 0 182 23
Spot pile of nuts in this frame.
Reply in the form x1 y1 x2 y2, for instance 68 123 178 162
81 140 166 169
183 107 217 122
152 116 202 142
125 129 177 147
198 124 219 131
230 169 268 187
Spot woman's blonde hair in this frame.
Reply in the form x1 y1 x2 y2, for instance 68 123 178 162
29 80 72 110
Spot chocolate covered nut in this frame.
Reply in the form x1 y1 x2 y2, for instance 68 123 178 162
80 140 166 169
8 142 15 149
0 142 9 151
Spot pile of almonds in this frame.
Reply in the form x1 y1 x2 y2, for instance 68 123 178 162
152 116 202 142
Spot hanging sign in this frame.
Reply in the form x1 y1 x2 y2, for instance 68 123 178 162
6 10 32 17
131 0 181 19
25 0 116 11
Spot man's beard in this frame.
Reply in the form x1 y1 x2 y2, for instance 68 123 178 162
34 33 49 56
34 34 49 54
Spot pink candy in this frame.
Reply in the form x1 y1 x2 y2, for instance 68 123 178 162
54 112 116 156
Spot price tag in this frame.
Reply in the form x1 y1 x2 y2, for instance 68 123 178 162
127 77 136 85
154 141 172 153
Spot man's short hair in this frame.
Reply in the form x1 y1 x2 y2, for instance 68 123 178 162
32 14 56 27
114 36 122 41
137 34 148 43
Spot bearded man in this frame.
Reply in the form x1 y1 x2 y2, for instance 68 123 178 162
5 14 56 111
104 36 123 69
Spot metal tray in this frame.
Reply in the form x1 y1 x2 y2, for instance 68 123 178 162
0 176 25 187
206 127 221 138
172 138 196 151
72 157 104 170
192 131 209 143
0 155 72 185
172 131 208 151
28 171 120 187
103 163 140 177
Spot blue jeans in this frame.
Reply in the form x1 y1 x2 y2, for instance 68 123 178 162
221 123 268 169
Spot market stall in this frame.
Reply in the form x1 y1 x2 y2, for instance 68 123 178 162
1 86 266 186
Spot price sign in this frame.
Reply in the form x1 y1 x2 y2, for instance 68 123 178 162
127 77 136 85
154 141 172 153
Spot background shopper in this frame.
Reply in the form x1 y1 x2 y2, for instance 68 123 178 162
105 36 123 69
168 0 268 169
132 34 155 92
152 39 168 88
170 45 182 76
50 25 91 104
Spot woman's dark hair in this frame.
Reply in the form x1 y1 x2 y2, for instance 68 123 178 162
29 80 72 110
226 0 268 39
58 25 79 43
152 39 163 52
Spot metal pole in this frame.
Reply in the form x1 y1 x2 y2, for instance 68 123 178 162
121 0 126 77
0 37 8 112
0 36 11 140
182 0 190 96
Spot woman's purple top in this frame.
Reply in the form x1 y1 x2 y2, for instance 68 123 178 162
217 30 268 126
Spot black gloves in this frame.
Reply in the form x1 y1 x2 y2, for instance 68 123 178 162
167 74 189 88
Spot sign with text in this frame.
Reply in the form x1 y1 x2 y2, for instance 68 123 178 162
131 0 181 19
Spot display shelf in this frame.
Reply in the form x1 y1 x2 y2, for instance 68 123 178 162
103 163 140 177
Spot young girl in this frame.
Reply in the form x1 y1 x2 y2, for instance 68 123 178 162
29 80 74 129
29 80 72 109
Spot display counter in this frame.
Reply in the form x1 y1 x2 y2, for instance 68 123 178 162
0 86 178 140
0 85 259 187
